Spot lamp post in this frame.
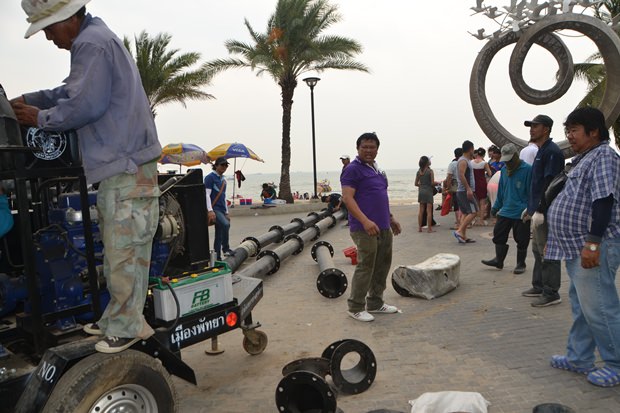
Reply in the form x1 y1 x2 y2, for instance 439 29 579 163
303 76 320 199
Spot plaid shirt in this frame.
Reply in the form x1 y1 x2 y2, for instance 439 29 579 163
546 143 620 260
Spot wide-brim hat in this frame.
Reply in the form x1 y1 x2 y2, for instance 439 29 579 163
22 0 91 39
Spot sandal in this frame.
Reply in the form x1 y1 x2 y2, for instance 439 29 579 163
453 231 466 244
550 355 596 375
587 366 620 387
465 238 476 243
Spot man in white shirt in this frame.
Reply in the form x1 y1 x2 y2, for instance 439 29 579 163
520 140 538 165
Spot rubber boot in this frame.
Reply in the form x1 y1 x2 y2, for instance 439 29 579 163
513 248 528 274
481 244 509 269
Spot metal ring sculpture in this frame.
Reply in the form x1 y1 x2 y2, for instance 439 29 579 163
275 339 376 413
470 13 620 158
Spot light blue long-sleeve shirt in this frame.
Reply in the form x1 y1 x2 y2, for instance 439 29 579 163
23 14 161 184
493 162 532 220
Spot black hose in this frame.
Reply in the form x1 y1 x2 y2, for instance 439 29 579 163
161 280 181 332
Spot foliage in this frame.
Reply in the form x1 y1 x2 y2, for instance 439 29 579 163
205 0 368 202
123 31 215 117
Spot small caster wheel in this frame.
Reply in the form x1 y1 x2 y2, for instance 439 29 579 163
242 329 268 355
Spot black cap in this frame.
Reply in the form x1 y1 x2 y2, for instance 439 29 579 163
214 156 229 166
524 114 553 128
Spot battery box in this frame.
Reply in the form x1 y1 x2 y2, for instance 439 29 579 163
152 263 234 321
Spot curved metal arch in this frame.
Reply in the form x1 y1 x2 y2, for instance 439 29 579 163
470 13 620 159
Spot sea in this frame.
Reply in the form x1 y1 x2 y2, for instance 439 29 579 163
226 168 449 202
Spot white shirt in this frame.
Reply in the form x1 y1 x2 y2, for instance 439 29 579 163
520 143 538 165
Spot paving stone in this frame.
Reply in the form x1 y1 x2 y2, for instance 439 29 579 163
172 205 620 412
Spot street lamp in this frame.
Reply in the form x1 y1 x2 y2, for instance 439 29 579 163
303 76 320 199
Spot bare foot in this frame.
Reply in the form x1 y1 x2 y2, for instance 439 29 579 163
418 227 423 232
427 229 435 233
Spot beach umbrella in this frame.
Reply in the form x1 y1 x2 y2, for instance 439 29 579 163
207 142 264 206
206 142 264 163
159 143 210 172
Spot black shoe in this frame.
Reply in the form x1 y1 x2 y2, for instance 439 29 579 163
83 322 103 336
522 287 543 297
531 295 562 307
481 258 503 269
95 336 140 353
514 248 528 274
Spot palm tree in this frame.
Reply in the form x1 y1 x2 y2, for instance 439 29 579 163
569 1 620 147
205 0 369 203
123 31 215 117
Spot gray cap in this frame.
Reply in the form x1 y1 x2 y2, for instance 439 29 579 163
524 114 553 128
500 143 518 162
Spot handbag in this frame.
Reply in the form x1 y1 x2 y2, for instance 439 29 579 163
543 164 571 210
441 193 452 216
543 143 602 210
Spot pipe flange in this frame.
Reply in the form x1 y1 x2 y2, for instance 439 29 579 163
307 211 319 220
256 249 280 275
290 217 305 231
327 215 337 229
283 234 304 255
242 236 261 256
311 224 322 241
310 241 333 262
268 225 285 243
317 269 348 299
281 357 330 378
275 371 337 413
323 339 377 394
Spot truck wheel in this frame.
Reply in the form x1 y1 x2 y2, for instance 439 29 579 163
242 329 268 355
42 350 177 413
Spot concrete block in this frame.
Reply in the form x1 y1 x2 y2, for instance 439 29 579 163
391 253 460 299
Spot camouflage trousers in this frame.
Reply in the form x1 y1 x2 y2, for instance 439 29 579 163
96 161 159 338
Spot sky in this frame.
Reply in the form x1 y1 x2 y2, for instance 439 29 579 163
2 0 617 174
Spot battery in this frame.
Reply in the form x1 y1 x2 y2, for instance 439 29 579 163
152 264 234 321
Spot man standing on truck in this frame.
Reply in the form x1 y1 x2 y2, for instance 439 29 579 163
11 0 162 353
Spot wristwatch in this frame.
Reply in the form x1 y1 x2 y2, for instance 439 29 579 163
586 243 599 252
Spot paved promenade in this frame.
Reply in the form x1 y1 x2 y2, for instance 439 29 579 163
175 204 620 413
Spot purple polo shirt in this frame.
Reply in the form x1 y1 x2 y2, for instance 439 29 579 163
340 157 391 232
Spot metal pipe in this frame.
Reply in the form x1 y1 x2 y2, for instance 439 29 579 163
225 209 335 272
234 211 344 278
311 241 348 299
276 339 376 412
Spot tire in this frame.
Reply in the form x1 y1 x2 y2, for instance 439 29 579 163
42 350 177 413
242 329 268 355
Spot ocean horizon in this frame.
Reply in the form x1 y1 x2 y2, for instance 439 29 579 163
221 168 449 201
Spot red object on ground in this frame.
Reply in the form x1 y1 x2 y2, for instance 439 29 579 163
343 246 358 265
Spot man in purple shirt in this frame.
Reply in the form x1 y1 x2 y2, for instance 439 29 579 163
341 132 402 322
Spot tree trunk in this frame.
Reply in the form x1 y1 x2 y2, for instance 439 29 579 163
278 76 296 204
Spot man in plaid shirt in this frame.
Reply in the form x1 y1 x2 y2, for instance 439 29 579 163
546 107 620 387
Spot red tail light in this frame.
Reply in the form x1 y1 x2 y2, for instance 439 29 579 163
226 312 238 327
